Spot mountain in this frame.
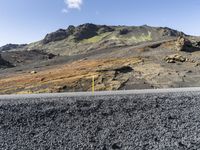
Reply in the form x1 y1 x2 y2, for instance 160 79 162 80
0 23 200 94
5 23 186 55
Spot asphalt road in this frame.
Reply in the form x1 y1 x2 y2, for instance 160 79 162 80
1 88 200 150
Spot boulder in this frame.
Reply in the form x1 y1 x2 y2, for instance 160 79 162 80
30 71 37 74
164 54 186 63
175 37 193 51
47 53 56 59
192 41 200 47
119 28 129 35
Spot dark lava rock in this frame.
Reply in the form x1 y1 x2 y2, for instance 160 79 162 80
43 25 76 44
2 92 200 149
0 54 13 68
31 50 56 59
0 50 56 67
47 53 56 59
98 25 115 34
119 28 129 35
192 41 200 48
42 24 114 43
43 29 69 44
66 25 76 35
0 44 27 51
112 143 122 149
73 23 99 41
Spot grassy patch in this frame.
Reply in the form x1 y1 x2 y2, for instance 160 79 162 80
130 31 152 43
109 31 152 44
81 32 111 43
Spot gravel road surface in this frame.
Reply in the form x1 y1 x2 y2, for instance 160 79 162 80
1 88 200 150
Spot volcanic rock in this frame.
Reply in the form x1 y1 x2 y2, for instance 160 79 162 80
73 23 99 41
164 54 186 63
119 28 129 35
0 44 27 51
66 25 76 35
0 54 13 67
30 71 37 74
43 29 69 44
175 37 193 51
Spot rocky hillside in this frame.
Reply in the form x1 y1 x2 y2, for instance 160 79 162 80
0 23 200 94
2 23 187 56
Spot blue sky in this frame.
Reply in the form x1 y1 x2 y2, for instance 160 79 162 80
0 0 200 46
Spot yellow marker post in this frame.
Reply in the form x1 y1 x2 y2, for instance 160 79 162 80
92 76 95 94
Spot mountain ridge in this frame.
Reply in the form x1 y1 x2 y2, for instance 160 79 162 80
0 23 190 55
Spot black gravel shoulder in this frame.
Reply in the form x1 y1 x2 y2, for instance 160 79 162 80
1 91 200 149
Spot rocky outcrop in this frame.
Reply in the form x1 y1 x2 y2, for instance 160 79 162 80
164 54 186 63
97 25 114 34
158 27 185 37
175 37 193 51
66 25 76 35
43 25 76 44
173 37 200 52
74 24 115 40
43 29 69 44
0 44 27 51
119 28 129 35
73 24 99 41
42 23 115 44
0 54 13 68
193 41 200 47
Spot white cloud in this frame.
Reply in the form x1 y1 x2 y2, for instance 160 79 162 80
64 0 83 10
62 8 69 14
